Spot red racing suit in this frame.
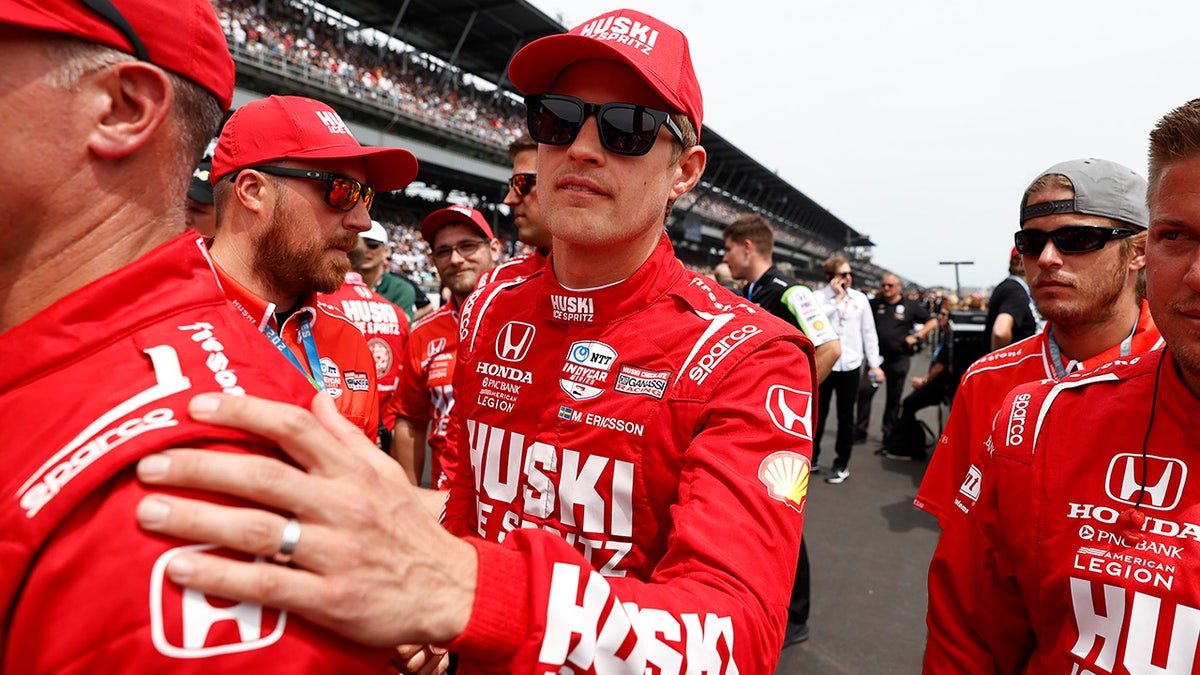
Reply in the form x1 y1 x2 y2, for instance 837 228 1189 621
383 303 460 489
0 235 389 673
915 301 1162 526
475 248 549 287
925 350 1200 674
212 258 379 439
441 235 815 673
321 272 410 412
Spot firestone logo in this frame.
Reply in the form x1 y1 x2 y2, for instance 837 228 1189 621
1106 453 1187 511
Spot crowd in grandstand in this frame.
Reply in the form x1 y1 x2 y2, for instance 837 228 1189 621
212 0 881 292
216 0 526 148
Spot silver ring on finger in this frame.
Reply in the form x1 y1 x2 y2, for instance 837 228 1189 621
272 518 302 565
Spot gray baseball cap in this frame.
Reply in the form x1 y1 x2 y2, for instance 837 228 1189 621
1020 158 1149 230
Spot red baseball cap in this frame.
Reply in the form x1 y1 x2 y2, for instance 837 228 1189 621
421 206 494 244
2 0 235 110
508 8 703 135
212 96 419 191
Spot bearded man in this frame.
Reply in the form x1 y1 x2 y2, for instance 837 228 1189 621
208 95 418 436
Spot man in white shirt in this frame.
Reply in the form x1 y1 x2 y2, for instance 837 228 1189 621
814 256 884 483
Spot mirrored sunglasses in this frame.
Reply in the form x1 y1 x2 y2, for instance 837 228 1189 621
526 94 684 157
508 172 536 197
242 166 375 212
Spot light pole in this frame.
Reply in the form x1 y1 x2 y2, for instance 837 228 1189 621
939 261 974 300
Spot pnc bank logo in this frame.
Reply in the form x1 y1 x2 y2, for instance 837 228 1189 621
496 321 535 362
765 385 812 440
1105 453 1187 511
150 545 286 657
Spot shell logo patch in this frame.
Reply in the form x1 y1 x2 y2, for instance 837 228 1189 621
758 451 810 515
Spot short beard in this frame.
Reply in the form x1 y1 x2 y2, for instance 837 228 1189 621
1034 258 1129 328
255 201 353 300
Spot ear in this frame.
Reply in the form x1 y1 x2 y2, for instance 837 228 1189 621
670 144 707 200
1128 232 1147 272
85 61 173 160
231 170 273 216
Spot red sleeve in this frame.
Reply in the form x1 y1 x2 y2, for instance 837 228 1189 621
924 391 1037 675
448 337 809 674
915 375 977 525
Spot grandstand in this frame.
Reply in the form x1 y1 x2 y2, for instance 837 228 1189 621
217 0 891 289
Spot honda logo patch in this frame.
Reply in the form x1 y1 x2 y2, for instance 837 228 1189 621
150 544 287 657
496 321 535 362
765 385 812 440
1106 453 1187 511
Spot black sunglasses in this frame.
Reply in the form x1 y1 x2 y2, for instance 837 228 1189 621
526 94 684 157
79 0 149 61
508 173 536 197
238 166 375 213
1014 226 1136 256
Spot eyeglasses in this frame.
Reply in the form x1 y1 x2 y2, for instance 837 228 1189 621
836 271 853 278
431 239 488 262
363 240 384 250
508 173 536 197
241 166 375 213
1013 226 1136 256
525 94 685 157
80 0 149 61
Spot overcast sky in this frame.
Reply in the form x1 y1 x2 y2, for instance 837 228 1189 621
526 0 1199 292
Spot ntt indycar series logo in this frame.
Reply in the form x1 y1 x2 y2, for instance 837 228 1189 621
560 341 617 401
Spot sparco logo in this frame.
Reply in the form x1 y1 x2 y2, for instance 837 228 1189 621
496 322 535 362
765 385 813 440
688 325 762 384
1106 453 1187 511
1005 392 1031 446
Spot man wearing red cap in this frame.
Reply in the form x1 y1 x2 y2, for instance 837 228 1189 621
207 94 420 438
916 158 1164 531
133 8 813 673
385 206 500 488
0 0 389 672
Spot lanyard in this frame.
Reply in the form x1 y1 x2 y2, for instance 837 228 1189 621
1045 322 1135 380
1010 275 1043 329
262 315 324 391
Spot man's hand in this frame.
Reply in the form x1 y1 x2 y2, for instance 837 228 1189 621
134 392 477 647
